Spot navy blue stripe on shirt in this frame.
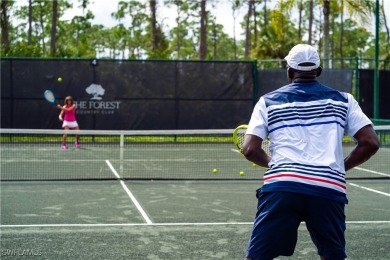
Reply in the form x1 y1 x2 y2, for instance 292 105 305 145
269 103 348 116
269 120 345 133
269 113 346 127
263 82 348 107
269 103 348 120
268 106 347 126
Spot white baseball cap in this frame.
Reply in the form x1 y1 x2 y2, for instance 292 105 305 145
284 44 320 71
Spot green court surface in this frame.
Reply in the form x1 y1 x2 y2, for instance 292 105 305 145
1 180 389 260
1 129 389 259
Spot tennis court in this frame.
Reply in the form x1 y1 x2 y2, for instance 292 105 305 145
1 128 389 259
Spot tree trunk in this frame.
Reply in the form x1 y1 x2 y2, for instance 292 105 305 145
50 0 58 56
0 0 10 52
244 1 253 58
150 0 157 54
198 0 207 60
331 11 335 68
298 0 303 40
38 2 46 55
211 18 217 59
322 0 330 68
381 0 390 44
253 2 258 49
175 3 181 59
28 0 32 45
340 0 344 68
264 0 268 26
231 1 238 60
308 0 313 45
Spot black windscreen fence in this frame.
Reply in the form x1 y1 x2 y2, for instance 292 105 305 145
358 69 390 119
1 59 255 130
1 59 388 130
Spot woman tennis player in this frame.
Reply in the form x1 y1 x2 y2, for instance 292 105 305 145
57 96 80 149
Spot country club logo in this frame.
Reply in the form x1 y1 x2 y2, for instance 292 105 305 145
75 84 120 115
86 83 105 100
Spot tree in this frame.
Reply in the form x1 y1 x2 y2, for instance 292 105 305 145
244 0 254 58
149 0 158 53
228 0 242 59
28 0 32 45
336 0 372 67
297 0 303 39
254 16 298 63
50 0 58 56
3 0 389 62
308 0 313 44
198 0 207 60
112 0 149 58
164 0 194 59
273 0 373 68
252 1 259 50
0 0 12 54
321 0 331 67
263 0 268 26
272 0 306 42
146 0 169 58
381 0 389 44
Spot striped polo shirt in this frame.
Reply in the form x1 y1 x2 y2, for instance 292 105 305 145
246 81 372 203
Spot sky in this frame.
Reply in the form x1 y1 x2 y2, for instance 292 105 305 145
60 0 390 40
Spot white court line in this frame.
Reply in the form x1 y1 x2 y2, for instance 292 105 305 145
1 221 390 228
348 182 390 197
105 160 153 224
354 167 390 178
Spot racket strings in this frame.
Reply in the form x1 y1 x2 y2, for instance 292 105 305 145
262 140 271 155
46 93 54 99
237 130 246 150
44 90 55 103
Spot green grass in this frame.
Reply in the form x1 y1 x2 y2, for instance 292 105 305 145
0 134 233 144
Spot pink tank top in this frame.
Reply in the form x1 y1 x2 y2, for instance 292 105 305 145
63 105 76 122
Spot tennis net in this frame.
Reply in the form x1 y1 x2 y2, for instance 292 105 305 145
0 127 389 181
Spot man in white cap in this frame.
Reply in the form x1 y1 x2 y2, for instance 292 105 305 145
242 44 379 260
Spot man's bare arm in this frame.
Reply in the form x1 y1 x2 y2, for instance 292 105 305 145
344 125 379 171
242 134 271 168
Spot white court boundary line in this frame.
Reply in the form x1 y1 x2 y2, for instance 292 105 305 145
348 182 390 197
354 167 390 178
105 160 153 224
1 221 390 228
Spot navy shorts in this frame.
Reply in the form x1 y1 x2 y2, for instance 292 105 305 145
246 190 346 260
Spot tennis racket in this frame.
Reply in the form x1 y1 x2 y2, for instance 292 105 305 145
232 124 249 154
43 90 57 104
233 124 271 168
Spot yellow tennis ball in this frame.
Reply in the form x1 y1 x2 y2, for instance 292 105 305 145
57 77 62 82
240 171 245 176
213 168 218 174
252 163 257 167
